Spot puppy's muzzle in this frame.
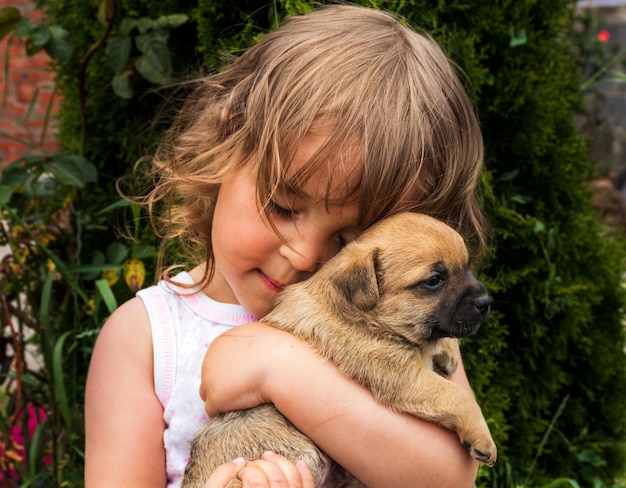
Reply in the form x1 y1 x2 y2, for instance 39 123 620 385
451 284 490 338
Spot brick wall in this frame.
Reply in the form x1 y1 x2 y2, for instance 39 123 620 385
0 0 60 170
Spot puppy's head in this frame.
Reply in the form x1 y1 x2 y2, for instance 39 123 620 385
313 212 490 344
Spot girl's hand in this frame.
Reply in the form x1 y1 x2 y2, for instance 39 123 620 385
204 452 314 488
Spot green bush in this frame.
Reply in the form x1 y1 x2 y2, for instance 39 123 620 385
1 0 625 486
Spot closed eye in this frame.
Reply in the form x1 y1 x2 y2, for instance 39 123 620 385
267 199 297 220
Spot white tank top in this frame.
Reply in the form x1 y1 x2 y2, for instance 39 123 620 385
137 272 257 487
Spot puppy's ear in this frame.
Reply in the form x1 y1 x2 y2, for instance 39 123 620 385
332 249 380 312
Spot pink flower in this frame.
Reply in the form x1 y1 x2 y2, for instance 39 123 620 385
0 405 52 484
597 30 610 43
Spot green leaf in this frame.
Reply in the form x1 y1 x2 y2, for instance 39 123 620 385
509 27 527 47
95 279 119 314
132 243 157 259
136 55 169 84
0 159 35 186
14 16 30 40
96 0 108 26
112 70 134 99
52 331 73 435
577 448 606 468
45 154 98 188
69 263 124 274
106 241 129 264
28 23 50 47
28 420 48 480
119 17 137 36
75 328 102 339
0 6 21 41
134 31 171 84
541 478 580 488
499 169 519 182
81 250 106 280
137 17 154 34
106 35 131 73
136 32 170 72
510 194 529 204
154 14 189 30
95 198 131 215
0 185 12 204
45 25 72 65
533 218 545 233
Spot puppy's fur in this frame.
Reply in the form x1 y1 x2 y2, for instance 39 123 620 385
182 212 496 488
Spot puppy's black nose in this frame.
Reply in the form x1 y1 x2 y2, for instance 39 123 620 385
473 295 491 315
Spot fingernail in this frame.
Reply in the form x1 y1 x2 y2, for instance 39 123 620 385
232 457 245 465
296 460 310 472
262 451 276 458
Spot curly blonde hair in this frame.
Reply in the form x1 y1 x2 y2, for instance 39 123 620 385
139 4 487 285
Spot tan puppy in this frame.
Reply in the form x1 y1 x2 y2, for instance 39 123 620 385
182 212 496 488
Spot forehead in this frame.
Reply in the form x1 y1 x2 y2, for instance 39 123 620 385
281 131 362 205
369 214 470 268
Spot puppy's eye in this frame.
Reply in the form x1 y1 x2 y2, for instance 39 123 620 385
421 273 445 290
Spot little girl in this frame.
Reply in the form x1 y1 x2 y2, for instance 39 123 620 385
85 4 488 487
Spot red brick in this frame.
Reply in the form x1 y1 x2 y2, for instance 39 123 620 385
3 104 27 116
16 82 36 102
0 1 61 166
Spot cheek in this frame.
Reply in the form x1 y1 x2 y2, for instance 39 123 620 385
377 289 426 324
213 189 266 244
217 215 281 265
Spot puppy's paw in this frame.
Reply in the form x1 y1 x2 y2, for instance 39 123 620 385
462 436 497 467
432 351 457 377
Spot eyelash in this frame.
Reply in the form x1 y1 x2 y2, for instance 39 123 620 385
267 199 296 219
267 200 350 249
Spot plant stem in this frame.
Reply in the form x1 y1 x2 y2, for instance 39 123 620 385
76 0 117 157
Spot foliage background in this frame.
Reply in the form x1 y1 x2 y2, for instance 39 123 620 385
1 0 626 486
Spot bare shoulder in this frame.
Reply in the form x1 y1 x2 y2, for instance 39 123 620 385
85 296 167 486
86 295 155 413
86 296 154 399
112 294 149 318
99 296 151 342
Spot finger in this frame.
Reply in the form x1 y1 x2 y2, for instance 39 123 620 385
259 451 311 487
240 453 294 487
238 464 272 487
203 458 246 488
240 452 313 488
295 460 315 488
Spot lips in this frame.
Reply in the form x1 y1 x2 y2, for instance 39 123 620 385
258 270 285 293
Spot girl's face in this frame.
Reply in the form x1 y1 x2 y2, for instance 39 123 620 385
205 132 362 317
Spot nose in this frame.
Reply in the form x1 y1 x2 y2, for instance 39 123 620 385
473 294 491 315
279 230 330 273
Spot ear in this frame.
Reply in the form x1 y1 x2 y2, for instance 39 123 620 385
331 249 380 312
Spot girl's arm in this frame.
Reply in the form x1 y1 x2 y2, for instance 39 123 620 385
85 297 167 487
200 322 479 488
